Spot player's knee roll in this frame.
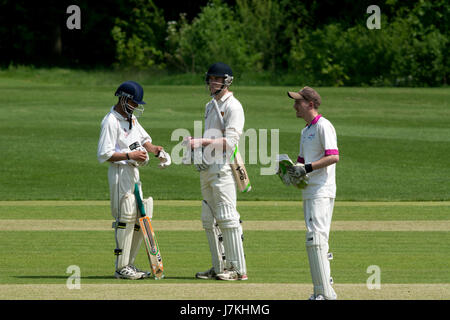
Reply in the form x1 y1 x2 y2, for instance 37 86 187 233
215 203 240 229
119 193 138 223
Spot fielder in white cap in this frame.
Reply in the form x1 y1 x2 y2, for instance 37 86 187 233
187 62 247 281
97 81 171 280
287 86 339 299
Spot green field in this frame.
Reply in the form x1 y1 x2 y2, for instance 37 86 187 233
0 200 449 300
0 73 449 300
0 76 449 201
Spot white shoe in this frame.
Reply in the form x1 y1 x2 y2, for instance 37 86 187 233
114 265 144 280
129 265 151 278
308 294 335 300
195 267 217 279
216 269 248 281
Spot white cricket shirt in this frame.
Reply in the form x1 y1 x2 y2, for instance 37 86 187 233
298 114 339 199
203 92 245 167
97 106 152 165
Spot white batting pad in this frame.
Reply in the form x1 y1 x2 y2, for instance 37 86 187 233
115 223 135 270
215 203 240 229
205 228 225 274
129 224 143 266
201 200 225 273
222 227 247 275
143 196 153 219
305 231 337 300
119 193 137 223
214 223 226 267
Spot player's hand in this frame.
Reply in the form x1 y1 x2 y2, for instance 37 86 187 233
189 138 205 149
182 136 193 149
153 145 164 156
129 150 148 162
287 163 307 178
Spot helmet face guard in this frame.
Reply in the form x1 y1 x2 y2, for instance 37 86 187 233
117 93 144 118
206 74 233 97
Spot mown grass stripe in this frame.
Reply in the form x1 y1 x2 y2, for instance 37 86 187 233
0 200 449 207
0 220 448 231
0 283 448 300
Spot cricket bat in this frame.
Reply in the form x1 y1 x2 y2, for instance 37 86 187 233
230 145 252 193
211 99 252 193
134 184 164 280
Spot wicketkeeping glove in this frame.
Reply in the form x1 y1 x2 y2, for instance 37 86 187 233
276 154 309 189
287 163 307 178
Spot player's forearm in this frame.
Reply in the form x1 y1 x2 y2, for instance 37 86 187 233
192 137 227 150
143 142 162 155
107 152 131 162
310 155 339 171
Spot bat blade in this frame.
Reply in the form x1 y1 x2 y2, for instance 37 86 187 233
230 148 251 193
139 216 164 280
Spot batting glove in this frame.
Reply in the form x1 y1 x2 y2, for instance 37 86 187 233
156 150 171 169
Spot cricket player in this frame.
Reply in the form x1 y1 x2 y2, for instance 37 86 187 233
97 81 171 280
286 86 339 299
187 62 247 281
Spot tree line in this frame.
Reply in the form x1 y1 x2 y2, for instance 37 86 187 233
0 0 448 86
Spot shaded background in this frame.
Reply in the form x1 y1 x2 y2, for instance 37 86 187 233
0 0 448 86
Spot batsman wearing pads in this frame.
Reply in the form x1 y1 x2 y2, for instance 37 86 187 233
97 81 171 279
187 62 247 281
287 86 339 300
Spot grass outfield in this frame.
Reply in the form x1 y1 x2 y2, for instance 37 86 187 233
1 200 450 221
0 77 449 201
0 72 448 300
0 201 448 300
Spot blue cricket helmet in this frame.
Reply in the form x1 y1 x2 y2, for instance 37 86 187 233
115 81 146 105
205 62 233 86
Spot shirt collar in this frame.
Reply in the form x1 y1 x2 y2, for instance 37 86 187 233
219 92 233 103
307 114 322 128
110 105 131 121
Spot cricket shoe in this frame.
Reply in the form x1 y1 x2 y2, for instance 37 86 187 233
308 294 336 300
195 267 217 280
308 294 325 300
114 265 145 280
129 265 152 278
216 269 248 281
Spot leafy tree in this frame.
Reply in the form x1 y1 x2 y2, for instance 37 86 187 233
111 0 166 70
165 0 260 74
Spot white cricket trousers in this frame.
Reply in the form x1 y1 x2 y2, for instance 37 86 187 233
108 163 140 220
108 163 143 270
303 197 337 299
303 198 335 242
200 165 246 274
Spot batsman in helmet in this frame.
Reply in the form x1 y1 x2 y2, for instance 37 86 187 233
97 81 171 279
187 62 247 281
